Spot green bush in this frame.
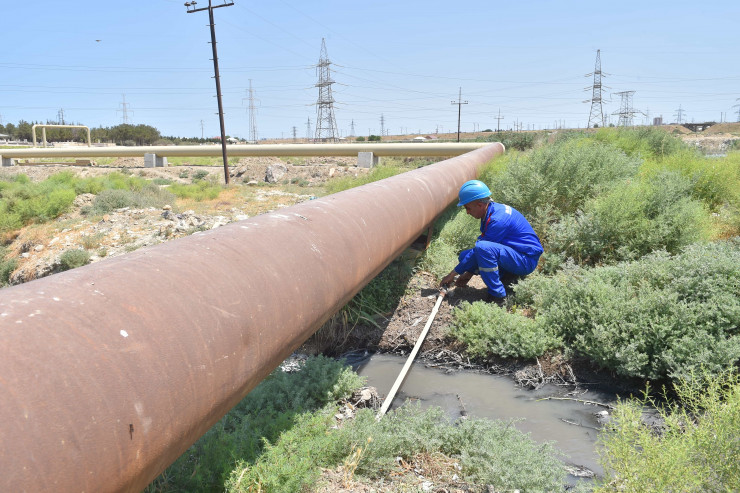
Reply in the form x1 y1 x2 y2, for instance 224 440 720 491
491 138 640 238
147 356 364 492
596 371 740 492
475 130 538 151
593 126 686 160
59 249 91 271
89 184 175 214
544 171 710 269
514 240 740 381
451 301 561 359
0 247 17 286
229 404 565 493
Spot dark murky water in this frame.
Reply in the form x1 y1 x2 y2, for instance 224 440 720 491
354 353 616 479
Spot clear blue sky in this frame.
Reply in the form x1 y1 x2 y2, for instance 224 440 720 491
2 0 738 139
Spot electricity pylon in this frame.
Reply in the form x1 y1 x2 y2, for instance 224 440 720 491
586 50 606 128
612 91 642 127
313 38 339 142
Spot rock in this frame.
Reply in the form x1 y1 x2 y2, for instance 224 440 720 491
246 180 258 186
102 214 110 222
329 167 336 177
234 214 249 221
265 164 287 183
163 204 172 211
34 245 44 252
21 253 30 258
73 193 96 209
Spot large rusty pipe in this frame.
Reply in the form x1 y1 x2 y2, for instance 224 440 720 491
0 143 504 492
0 142 487 159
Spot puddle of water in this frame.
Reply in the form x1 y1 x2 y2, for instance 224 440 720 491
355 353 615 478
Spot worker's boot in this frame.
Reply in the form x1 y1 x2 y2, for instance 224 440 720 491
485 293 507 307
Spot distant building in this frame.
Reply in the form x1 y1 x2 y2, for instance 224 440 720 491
653 116 663 126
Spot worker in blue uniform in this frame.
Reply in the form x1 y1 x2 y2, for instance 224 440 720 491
440 180 543 305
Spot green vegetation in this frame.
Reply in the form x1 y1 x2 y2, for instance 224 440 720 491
148 356 565 493
0 246 17 286
325 165 405 194
419 128 740 384
475 130 539 151
58 248 91 271
596 371 740 492
451 301 560 359
168 180 222 201
517 240 740 381
0 171 225 239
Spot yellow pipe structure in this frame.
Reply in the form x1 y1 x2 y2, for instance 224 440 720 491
0 142 488 160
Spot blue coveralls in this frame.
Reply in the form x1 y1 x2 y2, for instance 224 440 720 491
454 201 543 298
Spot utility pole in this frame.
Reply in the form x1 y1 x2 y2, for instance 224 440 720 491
306 117 312 142
314 38 339 142
585 49 606 128
200 119 205 140
350 119 355 136
494 108 504 132
380 114 385 139
451 87 468 142
733 98 740 122
185 0 234 185
57 108 66 125
292 126 297 142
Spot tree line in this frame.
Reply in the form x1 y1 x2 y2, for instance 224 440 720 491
0 120 220 146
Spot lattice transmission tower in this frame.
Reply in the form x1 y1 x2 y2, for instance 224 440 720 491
612 90 642 127
313 38 339 142
586 49 606 128
246 79 258 143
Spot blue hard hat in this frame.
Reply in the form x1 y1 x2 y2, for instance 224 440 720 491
457 180 491 206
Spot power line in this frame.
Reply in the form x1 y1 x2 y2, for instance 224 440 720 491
185 0 235 185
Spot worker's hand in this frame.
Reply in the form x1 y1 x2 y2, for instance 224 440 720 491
440 272 457 288
455 271 473 287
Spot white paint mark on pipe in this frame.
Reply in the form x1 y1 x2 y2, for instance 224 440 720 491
120 330 129 338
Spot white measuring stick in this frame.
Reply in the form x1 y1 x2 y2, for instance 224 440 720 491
376 291 446 419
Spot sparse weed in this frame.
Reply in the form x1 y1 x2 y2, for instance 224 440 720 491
58 249 90 271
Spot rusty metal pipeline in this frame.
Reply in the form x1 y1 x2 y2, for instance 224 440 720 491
0 143 504 492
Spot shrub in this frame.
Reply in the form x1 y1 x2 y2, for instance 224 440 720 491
89 184 175 214
545 171 710 269
593 126 686 160
596 371 740 492
450 301 561 359
0 247 17 286
59 249 91 271
476 130 538 151
192 170 209 181
490 138 640 238
514 240 740 381
230 405 565 493
147 356 364 492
